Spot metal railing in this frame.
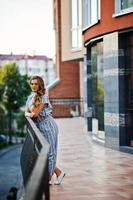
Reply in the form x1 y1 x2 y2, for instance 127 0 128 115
20 117 50 200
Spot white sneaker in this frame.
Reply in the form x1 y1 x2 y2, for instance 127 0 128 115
54 172 66 185
49 180 53 185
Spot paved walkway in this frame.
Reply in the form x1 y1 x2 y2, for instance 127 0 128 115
50 117 133 200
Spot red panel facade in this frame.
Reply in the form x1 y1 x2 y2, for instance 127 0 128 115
83 0 133 43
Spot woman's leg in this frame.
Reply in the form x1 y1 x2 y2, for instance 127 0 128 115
39 121 58 178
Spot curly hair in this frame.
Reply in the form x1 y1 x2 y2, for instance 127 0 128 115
30 76 46 109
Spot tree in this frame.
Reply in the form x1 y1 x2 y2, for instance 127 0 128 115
15 111 26 135
0 62 31 143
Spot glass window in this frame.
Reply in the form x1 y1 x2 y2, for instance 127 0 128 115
83 0 100 28
115 0 133 14
72 0 78 28
91 0 98 24
121 0 133 9
71 0 82 49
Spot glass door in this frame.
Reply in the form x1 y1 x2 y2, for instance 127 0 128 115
124 32 133 147
119 31 133 147
91 41 104 140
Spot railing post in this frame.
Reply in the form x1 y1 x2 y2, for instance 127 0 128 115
20 117 50 200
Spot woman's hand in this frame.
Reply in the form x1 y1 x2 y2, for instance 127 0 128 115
31 103 47 117
25 103 48 118
30 112 35 118
25 111 35 118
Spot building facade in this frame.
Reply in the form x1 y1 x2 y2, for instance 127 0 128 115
49 0 85 117
0 54 56 86
83 0 133 153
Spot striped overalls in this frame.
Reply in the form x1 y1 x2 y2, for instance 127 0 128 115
26 93 58 176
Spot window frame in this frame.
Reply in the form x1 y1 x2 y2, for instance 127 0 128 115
113 0 133 17
83 0 100 31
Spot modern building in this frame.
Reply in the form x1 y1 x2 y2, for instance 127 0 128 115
52 0 133 153
82 0 133 153
49 0 85 117
0 53 56 86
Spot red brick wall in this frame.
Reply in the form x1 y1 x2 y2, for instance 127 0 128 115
49 60 80 117
49 61 80 98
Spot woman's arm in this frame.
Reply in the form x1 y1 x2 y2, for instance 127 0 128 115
29 103 48 118
25 96 33 117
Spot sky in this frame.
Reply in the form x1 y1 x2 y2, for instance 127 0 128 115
0 0 55 58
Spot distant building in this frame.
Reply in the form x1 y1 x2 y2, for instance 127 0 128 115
0 53 56 86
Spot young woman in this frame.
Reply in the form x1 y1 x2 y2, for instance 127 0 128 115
25 75 65 185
